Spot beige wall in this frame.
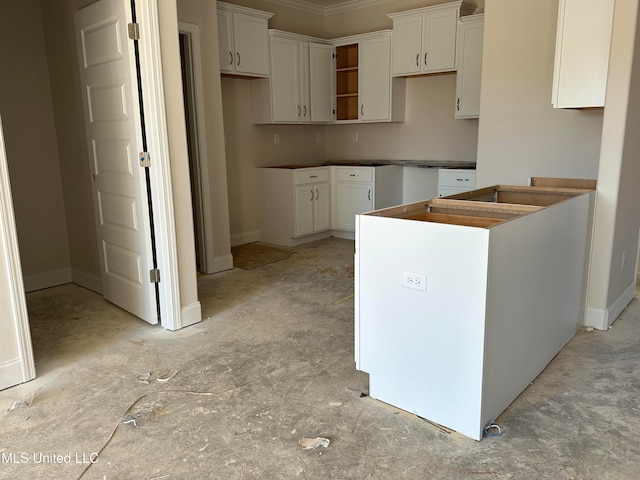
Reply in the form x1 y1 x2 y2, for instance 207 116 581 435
586 0 640 327
325 74 479 162
0 0 73 289
40 0 100 292
475 0 603 187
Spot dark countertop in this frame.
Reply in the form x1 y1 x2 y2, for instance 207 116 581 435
266 161 476 169
325 160 477 169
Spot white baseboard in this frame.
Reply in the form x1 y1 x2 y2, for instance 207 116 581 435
230 230 260 247
23 268 72 293
210 254 234 273
71 269 102 294
178 301 202 330
585 280 636 330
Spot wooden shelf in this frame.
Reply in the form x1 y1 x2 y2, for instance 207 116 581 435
336 43 359 121
336 44 358 69
337 96 359 121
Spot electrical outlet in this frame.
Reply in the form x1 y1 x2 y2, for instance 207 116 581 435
274 133 280 144
316 132 321 143
402 271 427 292
353 132 359 143
622 251 627 270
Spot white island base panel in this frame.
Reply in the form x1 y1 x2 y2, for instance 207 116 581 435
355 188 595 440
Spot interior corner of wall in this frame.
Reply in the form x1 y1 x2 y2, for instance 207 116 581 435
585 280 636 330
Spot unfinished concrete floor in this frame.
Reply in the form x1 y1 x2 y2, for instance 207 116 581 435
1 237 640 479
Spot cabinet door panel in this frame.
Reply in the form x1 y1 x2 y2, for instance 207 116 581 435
314 183 331 232
423 10 458 73
233 13 270 75
391 16 422 76
309 43 336 122
455 16 484 118
294 185 314 237
300 42 310 122
360 37 392 121
217 11 234 73
337 183 373 231
552 0 614 108
271 37 302 122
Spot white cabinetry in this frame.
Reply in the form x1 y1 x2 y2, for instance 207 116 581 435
333 32 406 123
552 0 614 108
332 165 403 236
437 168 476 197
217 2 273 77
355 186 595 440
455 14 483 119
252 31 335 124
388 1 475 77
258 167 331 247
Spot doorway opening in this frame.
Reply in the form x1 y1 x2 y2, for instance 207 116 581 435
178 24 211 275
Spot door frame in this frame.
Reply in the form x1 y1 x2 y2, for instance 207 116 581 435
178 22 216 275
130 0 182 330
0 115 36 388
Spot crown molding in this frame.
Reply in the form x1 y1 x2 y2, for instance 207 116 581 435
263 0 394 16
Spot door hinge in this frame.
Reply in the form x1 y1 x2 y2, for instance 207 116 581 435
139 151 151 167
149 269 161 283
128 22 140 40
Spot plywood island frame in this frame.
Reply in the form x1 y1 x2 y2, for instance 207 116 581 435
354 181 596 440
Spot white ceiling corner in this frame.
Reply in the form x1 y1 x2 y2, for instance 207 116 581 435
263 0 395 16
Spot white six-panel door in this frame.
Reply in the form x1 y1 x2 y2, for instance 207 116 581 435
75 0 158 324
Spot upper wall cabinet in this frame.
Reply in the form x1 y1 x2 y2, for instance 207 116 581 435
455 14 484 119
251 31 335 124
333 31 406 123
552 0 614 108
217 2 273 77
388 1 475 77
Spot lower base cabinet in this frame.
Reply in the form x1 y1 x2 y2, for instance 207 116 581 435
332 165 403 236
258 167 331 247
355 183 595 440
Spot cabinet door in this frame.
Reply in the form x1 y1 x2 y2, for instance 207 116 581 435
270 36 302 122
294 184 314 237
233 13 270 76
309 43 336 122
391 16 423 76
217 10 234 73
422 9 458 73
359 36 392 122
552 0 614 108
313 183 331 232
337 183 373 231
455 16 484 118
299 42 310 122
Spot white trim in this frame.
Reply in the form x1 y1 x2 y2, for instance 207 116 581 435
217 1 274 19
178 22 218 275
264 0 393 16
71 269 102 294
0 116 36 387
176 301 202 331
211 254 234 273
23 268 72 293
585 280 636 330
230 230 260 247
136 0 182 330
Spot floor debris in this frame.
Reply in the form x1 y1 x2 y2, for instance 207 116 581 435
299 437 331 449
